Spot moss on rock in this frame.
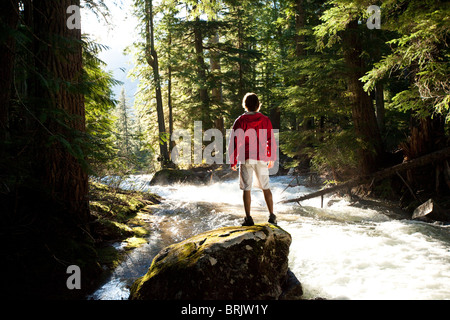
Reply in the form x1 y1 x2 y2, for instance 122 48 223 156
88 180 161 279
129 223 301 300
149 168 199 185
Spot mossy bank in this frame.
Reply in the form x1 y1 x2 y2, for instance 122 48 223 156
2 179 161 300
87 180 161 292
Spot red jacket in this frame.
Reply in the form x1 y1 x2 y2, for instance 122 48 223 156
228 112 277 166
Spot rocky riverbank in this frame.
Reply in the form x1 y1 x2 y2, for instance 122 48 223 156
87 180 162 291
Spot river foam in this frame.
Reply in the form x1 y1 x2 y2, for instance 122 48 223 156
89 174 450 300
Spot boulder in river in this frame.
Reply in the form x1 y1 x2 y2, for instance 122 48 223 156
412 198 450 222
149 165 238 186
129 223 302 300
149 168 201 185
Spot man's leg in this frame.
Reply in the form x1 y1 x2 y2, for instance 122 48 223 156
243 190 251 217
253 161 277 224
262 188 273 214
242 190 254 226
240 162 254 226
263 188 277 224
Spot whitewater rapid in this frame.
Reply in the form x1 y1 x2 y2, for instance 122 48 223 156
89 175 450 300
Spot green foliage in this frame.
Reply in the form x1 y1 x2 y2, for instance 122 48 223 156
89 179 161 269
310 130 361 179
82 37 154 176
83 38 121 175
130 0 286 149
125 0 448 180
361 0 450 122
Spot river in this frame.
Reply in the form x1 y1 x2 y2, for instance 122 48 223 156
88 174 450 300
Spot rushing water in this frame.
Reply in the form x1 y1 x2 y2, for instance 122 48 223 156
88 174 450 300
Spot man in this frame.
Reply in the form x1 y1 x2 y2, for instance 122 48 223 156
228 92 277 226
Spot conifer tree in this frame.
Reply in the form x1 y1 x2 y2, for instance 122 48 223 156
144 0 171 167
114 87 134 159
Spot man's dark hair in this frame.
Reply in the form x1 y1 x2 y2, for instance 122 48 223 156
243 93 260 112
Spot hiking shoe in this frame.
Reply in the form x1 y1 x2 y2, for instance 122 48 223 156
268 213 277 224
242 216 254 226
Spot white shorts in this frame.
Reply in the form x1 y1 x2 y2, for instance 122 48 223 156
239 160 270 191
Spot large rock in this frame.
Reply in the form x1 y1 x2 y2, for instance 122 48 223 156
129 223 302 300
149 168 202 185
149 166 238 186
412 198 450 222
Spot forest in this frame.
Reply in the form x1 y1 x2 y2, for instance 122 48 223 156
1 0 449 299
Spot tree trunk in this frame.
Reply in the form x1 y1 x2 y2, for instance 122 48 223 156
209 28 224 134
32 0 90 225
145 0 170 166
193 17 211 129
343 20 383 175
0 0 19 147
294 0 306 131
206 10 225 161
294 0 305 58
235 5 248 111
375 82 385 135
270 107 281 130
3 1 103 298
403 115 446 190
167 29 175 152
405 115 446 160
117 88 131 157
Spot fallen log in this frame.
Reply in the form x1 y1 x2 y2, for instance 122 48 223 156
280 147 450 204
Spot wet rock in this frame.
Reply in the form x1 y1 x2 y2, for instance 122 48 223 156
129 223 301 300
149 168 201 185
149 165 238 186
412 198 450 222
280 269 304 300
